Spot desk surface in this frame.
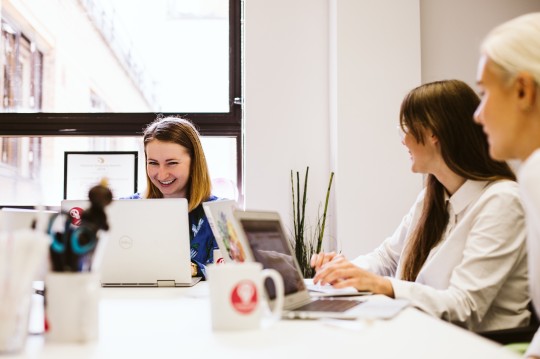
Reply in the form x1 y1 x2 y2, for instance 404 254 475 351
14 283 518 358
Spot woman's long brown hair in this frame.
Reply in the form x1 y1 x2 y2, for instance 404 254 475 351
143 115 212 212
399 80 515 282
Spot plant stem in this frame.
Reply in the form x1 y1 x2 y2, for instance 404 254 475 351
317 172 334 253
299 167 309 276
295 171 302 267
296 171 301 241
291 170 297 238
300 167 309 235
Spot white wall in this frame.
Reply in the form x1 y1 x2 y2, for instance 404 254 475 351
243 0 332 241
244 0 540 259
331 0 422 255
244 0 421 257
421 0 540 86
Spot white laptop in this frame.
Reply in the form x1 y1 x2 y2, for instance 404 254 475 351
202 199 248 263
233 210 408 320
61 198 201 287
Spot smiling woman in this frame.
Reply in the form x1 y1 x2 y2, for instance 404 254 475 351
124 116 221 279
139 117 213 210
146 141 192 199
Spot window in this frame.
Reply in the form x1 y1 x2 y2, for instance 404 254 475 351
2 19 43 111
0 0 242 207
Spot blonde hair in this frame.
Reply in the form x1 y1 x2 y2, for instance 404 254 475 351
143 116 212 211
481 12 540 85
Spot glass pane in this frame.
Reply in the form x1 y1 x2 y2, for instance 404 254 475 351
0 136 237 207
1 0 229 113
200 137 238 200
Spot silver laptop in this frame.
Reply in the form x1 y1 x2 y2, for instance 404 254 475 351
61 198 201 287
233 210 373 320
202 199 248 263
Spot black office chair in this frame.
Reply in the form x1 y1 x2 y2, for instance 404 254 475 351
478 302 539 345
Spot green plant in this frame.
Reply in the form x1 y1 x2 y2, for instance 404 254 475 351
290 167 334 278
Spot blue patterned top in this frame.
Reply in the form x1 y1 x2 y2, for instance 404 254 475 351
124 193 219 279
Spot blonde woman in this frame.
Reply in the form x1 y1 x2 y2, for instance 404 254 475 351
474 13 540 359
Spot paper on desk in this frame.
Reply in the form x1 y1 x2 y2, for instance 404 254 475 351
304 278 371 297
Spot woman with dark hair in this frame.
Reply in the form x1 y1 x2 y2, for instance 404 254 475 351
311 79 530 332
126 115 219 278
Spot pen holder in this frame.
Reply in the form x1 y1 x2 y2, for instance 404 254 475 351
45 272 100 343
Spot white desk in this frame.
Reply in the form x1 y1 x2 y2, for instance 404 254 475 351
14 283 518 358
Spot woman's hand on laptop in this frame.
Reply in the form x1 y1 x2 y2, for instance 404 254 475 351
312 257 395 298
310 251 344 272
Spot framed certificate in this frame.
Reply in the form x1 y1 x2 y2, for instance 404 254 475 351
64 151 138 200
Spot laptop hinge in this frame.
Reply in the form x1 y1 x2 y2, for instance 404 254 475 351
157 280 176 287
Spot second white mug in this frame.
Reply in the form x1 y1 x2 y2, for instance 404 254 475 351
207 262 284 331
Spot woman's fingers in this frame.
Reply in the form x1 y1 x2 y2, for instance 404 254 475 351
313 257 348 284
310 251 336 271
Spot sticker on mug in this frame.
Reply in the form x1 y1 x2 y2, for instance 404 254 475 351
68 207 84 226
230 280 258 314
213 249 225 264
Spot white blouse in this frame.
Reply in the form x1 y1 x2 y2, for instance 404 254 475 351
520 149 540 358
352 179 529 332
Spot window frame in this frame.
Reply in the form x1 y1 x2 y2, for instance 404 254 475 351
0 0 243 202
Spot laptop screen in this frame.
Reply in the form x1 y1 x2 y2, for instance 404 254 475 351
237 218 306 299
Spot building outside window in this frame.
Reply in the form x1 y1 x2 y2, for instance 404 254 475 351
0 0 242 207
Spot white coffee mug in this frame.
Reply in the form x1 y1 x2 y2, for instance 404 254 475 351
45 272 99 342
213 248 225 264
207 262 284 331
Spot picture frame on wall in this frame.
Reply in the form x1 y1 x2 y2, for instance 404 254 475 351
64 151 138 200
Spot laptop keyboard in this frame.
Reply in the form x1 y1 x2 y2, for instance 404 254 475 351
295 298 363 312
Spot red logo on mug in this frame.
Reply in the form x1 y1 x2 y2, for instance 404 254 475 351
230 280 258 314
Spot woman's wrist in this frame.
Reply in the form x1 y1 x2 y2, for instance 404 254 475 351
375 277 395 298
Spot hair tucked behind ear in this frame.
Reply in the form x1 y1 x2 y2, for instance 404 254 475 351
399 80 515 282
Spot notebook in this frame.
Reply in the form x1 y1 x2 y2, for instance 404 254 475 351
61 198 201 287
202 199 248 263
233 210 373 320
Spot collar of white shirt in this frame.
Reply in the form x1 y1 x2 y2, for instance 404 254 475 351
444 180 489 216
